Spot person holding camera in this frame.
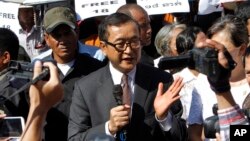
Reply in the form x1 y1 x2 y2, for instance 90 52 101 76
0 28 29 120
179 15 250 140
201 38 249 141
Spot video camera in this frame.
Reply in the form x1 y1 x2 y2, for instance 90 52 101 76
6 60 50 89
158 47 220 82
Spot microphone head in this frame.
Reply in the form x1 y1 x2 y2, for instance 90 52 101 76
113 84 123 105
113 85 122 95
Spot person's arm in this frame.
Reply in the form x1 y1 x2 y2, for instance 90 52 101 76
204 39 249 140
20 61 63 141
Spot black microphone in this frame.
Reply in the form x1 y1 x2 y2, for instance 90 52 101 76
113 84 123 105
113 84 128 141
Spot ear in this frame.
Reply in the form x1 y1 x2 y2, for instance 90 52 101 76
99 41 107 56
44 33 51 48
2 51 11 65
239 43 247 55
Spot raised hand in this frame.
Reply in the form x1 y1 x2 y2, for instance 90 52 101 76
154 77 184 120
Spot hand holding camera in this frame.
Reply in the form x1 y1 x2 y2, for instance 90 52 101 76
29 61 63 110
20 61 63 141
201 39 236 93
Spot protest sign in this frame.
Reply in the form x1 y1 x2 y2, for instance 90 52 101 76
75 0 126 20
198 0 223 15
0 1 20 35
136 0 190 15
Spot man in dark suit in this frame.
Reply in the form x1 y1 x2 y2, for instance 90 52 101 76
41 7 104 141
68 13 187 141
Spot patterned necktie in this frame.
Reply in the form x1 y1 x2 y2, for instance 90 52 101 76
121 74 131 105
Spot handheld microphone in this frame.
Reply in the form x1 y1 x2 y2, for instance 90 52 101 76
113 84 123 105
113 84 128 141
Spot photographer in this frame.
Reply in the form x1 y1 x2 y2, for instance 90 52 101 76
0 28 29 119
199 38 249 141
20 61 63 141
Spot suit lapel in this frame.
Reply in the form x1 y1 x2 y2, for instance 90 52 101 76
98 65 117 110
133 64 152 108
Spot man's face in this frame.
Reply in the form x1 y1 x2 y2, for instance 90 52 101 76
101 22 141 73
18 8 34 27
245 56 250 85
44 24 78 63
131 10 152 46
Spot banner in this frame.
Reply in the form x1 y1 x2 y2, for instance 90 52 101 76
0 1 20 35
75 0 126 20
198 0 223 15
136 0 190 15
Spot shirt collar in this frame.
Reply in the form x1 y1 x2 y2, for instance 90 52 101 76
109 62 136 85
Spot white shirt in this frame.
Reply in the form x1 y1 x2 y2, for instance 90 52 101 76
18 26 49 60
173 68 203 124
57 60 75 76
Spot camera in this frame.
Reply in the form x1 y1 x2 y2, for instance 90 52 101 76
0 116 25 139
7 61 35 81
158 47 220 82
6 60 50 89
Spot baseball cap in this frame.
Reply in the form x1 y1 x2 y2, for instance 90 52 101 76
43 7 76 33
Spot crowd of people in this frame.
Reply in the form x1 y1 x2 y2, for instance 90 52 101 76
0 1 250 141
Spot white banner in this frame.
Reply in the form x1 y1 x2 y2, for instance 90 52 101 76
75 0 126 20
198 0 223 15
0 1 20 35
136 0 190 15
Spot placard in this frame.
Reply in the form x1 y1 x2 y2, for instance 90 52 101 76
75 0 126 20
198 0 223 15
137 0 190 15
0 1 20 35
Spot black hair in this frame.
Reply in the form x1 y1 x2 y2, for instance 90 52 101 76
98 12 139 41
176 26 203 54
235 1 250 24
0 28 19 60
207 14 248 47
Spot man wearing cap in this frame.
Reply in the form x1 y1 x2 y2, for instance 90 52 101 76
41 6 104 141
18 5 49 60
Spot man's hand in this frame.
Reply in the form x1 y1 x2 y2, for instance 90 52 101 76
197 39 236 93
154 77 183 120
198 39 236 70
29 61 63 111
108 105 130 135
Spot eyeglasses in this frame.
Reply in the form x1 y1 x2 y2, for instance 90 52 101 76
104 39 141 52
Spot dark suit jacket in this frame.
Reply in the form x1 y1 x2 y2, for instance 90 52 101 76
68 63 187 141
42 53 104 141
0 71 29 119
